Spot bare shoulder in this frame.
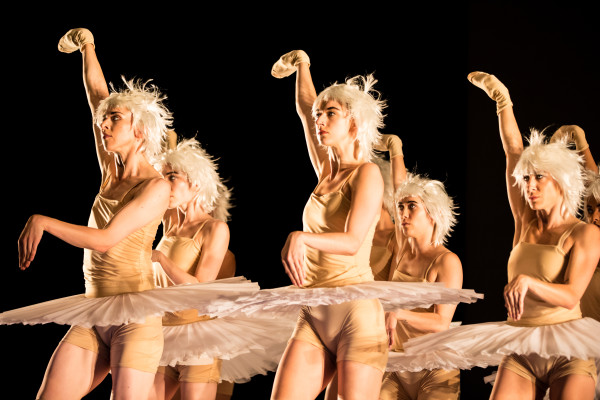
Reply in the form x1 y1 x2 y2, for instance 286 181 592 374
572 221 600 243
204 218 230 235
352 162 384 186
436 251 462 271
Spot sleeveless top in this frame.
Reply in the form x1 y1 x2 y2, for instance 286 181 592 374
83 179 162 298
389 251 449 352
154 220 213 325
580 263 600 322
370 230 395 281
301 168 377 288
506 220 583 326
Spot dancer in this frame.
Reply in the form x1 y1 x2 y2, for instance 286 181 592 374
400 71 600 400
380 172 462 400
270 49 389 400
149 135 233 400
324 139 407 400
19 29 173 400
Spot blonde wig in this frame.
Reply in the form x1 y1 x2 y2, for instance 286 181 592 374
95 76 173 159
313 74 386 161
372 155 395 219
155 138 232 221
583 165 600 221
395 172 458 246
513 130 585 217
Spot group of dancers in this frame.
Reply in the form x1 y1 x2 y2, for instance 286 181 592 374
4 27 600 400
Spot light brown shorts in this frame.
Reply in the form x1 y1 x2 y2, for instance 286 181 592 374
157 358 222 384
500 353 597 392
379 368 460 400
61 315 163 374
291 298 388 372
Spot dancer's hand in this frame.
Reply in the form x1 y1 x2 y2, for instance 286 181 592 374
550 125 589 152
385 311 397 348
504 274 531 320
467 71 513 114
18 215 47 270
271 50 311 78
281 231 306 286
58 28 95 53
374 134 403 158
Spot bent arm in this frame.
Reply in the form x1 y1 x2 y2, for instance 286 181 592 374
296 63 328 177
523 225 600 309
390 253 463 333
18 179 170 269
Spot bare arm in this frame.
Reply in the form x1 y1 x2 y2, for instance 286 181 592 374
281 163 384 286
296 63 328 177
18 178 170 269
468 72 532 244
385 252 463 347
504 223 600 320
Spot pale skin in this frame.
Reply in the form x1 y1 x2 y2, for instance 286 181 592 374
271 61 385 400
472 74 600 400
21 42 171 400
148 166 231 400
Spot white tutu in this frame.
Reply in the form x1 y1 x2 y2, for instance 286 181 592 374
0 277 259 328
160 315 296 368
397 318 600 372
218 281 484 318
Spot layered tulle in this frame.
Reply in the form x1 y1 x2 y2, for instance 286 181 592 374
218 281 484 318
0 277 259 328
395 318 600 372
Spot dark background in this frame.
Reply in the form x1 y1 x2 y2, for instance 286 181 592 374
3 2 599 398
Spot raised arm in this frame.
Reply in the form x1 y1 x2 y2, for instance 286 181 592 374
152 220 230 285
374 134 407 192
18 178 170 270
468 72 532 243
272 50 328 177
281 163 384 286
58 28 113 176
385 252 463 347
550 125 598 173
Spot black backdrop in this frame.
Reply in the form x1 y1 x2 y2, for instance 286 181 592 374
3 2 599 399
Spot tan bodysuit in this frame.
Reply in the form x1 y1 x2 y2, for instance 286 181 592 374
63 179 164 373
500 220 596 389
291 168 388 372
370 230 395 281
154 220 223 383
379 251 460 400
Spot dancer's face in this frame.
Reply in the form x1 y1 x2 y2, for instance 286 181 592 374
586 196 600 227
313 100 355 147
99 107 139 153
163 166 196 209
396 196 434 239
523 172 562 211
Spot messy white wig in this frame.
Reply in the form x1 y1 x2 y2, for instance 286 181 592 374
583 165 600 221
313 74 386 162
513 130 585 217
95 76 173 159
154 138 232 221
395 172 458 246
372 156 395 219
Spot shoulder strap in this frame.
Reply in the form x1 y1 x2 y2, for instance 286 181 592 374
120 178 150 202
424 251 452 280
557 221 584 248
191 219 211 241
339 166 361 192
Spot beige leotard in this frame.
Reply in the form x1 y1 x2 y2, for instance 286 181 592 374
380 251 460 400
291 167 388 372
500 220 596 388
301 168 377 288
83 180 161 298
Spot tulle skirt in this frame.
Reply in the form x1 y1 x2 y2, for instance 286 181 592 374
390 318 600 372
0 277 259 328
